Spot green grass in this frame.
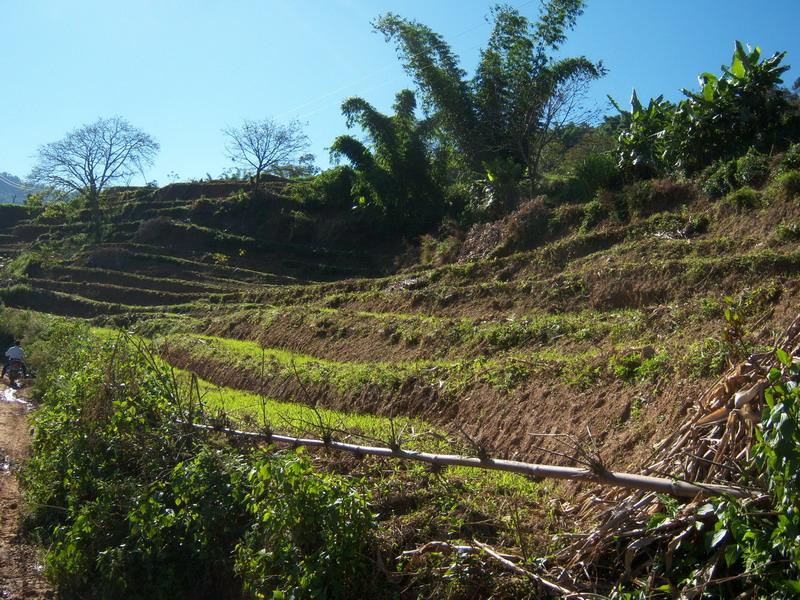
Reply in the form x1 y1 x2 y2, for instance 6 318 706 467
181 369 550 499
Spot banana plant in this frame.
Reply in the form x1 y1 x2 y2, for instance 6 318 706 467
669 41 795 172
610 90 674 178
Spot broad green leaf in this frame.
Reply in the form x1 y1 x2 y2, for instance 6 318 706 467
710 528 728 548
734 40 747 64
776 348 791 366
696 503 715 517
730 55 745 78
780 580 800 593
631 89 642 113
724 543 739 567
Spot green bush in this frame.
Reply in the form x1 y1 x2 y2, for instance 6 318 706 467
782 143 800 170
734 148 770 188
580 197 607 232
774 170 800 199
571 152 621 201
700 159 737 199
723 186 761 212
23 324 378 600
290 166 357 210
236 452 374 599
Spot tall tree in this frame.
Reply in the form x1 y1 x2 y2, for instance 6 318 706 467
223 119 309 193
374 1 603 210
29 116 159 236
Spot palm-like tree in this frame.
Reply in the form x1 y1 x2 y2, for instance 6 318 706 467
330 90 444 232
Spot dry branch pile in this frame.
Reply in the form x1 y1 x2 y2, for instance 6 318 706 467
556 313 800 595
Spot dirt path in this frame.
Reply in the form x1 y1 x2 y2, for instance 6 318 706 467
0 386 53 599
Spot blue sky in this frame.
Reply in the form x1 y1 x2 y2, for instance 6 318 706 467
2 0 798 186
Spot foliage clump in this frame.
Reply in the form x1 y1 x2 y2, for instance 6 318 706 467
22 323 377 600
614 42 800 178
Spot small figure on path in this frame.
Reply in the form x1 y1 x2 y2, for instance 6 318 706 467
2 340 27 379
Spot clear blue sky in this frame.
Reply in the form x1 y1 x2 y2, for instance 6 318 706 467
2 0 798 186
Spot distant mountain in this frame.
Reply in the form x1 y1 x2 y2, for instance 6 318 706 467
0 172 37 203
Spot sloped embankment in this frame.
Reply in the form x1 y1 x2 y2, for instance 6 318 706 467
1 180 799 475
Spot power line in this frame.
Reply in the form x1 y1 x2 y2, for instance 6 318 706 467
0 173 37 191
275 0 538 122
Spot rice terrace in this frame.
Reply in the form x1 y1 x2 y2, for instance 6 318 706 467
2 1 800 598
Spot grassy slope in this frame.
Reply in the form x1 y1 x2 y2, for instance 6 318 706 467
2 174 798 595
2 176 799 474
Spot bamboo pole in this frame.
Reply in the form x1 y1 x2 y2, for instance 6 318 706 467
185 422 752 499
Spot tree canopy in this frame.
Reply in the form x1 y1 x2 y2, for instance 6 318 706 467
223 119 309 192
374 1 603 210
29 116 159 235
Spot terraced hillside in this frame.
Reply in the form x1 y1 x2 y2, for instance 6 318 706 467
1 174 800 476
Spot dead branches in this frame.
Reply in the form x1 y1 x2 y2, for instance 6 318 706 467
559 312 800 592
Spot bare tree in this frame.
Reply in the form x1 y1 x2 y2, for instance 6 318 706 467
222 119 309 193
29 116 159 236
522 68 602 196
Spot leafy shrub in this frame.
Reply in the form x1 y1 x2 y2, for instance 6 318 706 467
235 452 374 599
776 221 800 241
723 186 761 211
580 197 607 232
571 152 621 201
773 170 800 199
611 92 674 178
782 143 800 170
734 148 770 188
291 166 357 210
700 159 737 199
23 324 378 600
616 42 800 176
668 42 798 173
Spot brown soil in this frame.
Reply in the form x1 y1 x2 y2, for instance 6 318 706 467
0 386 53 599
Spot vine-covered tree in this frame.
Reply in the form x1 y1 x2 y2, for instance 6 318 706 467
29 116 159 236
330 89 444 232
374 1 603 211
223 119 309 193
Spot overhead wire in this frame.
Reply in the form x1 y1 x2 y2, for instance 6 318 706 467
0 172 37 191
275 0 539 122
